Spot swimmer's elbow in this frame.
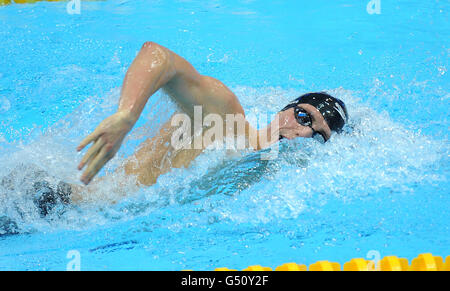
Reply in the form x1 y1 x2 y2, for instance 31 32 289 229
140 41 170 61
140 41 175 75
141 41 163 51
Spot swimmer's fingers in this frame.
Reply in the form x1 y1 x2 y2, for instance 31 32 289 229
78 138 105 170
77 130 101 152
80 146 112 185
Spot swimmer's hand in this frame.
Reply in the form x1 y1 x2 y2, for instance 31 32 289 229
77 112 135 185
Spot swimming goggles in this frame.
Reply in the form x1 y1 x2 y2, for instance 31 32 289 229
294 107 327 143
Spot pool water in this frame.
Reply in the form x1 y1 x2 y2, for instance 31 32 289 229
0 0 449 270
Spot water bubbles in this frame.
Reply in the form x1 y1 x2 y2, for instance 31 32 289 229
0 85 447 234
437 66 447 75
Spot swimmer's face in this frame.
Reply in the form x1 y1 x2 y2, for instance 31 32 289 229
278 104 332 141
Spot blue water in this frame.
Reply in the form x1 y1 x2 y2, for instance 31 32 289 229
0 0 449 270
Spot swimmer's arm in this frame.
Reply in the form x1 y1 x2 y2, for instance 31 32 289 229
173 72 280 150
77 42 193 185
77 41 276 184
117 42 177 123
123 42 278 152
118 41 210 121
170 71 280 151
77 41 222 185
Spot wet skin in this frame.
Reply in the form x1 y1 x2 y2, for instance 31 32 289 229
76 42 332 201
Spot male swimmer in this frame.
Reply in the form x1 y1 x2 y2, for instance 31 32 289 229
15 42 349 216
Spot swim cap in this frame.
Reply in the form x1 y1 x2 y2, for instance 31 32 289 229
281 92 348 132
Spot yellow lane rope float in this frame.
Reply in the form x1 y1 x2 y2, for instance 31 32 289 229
184 253 449 271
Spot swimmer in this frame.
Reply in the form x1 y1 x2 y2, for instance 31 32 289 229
77 42 348 185
15 42 348 216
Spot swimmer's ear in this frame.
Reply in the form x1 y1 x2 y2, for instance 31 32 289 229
77 130 101 152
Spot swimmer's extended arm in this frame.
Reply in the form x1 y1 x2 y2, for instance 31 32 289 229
77 42 277 185
77 41 226 185
77 42 184 185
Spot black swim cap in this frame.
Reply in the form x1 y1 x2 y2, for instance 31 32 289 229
281 92 348 132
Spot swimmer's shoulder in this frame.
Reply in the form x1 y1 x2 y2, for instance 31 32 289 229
197 75 245 116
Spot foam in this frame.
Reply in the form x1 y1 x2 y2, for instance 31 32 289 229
0 86 447 234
